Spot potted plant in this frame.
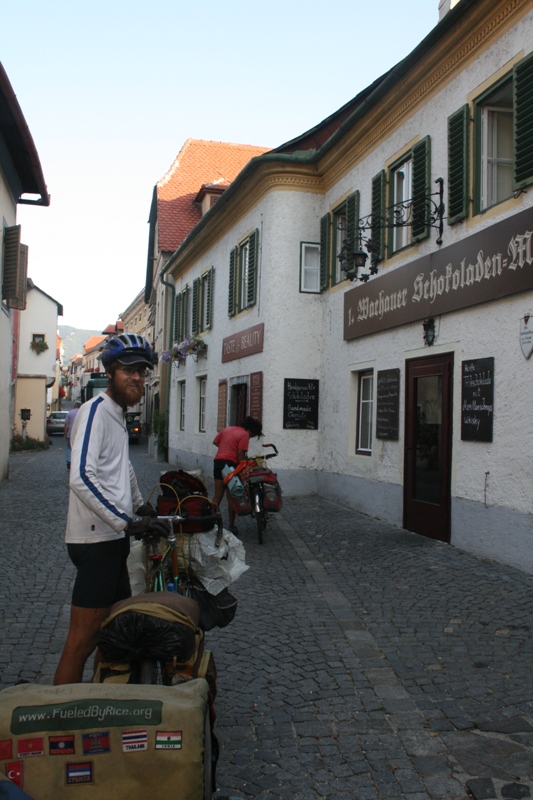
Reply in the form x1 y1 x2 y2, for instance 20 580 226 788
160 335 208 365
30 340 49 355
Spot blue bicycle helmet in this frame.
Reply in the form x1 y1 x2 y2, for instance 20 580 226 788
100 334 154 369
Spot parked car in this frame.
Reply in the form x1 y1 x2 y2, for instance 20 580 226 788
125 412 142 444
46 411 68 435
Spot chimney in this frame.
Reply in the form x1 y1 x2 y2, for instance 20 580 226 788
439 0 461 19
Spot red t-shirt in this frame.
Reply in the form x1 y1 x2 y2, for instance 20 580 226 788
213 426 250 463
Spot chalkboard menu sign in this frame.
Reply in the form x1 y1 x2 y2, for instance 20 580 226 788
461 358 494 442
376 369 400 440
283 379 319 430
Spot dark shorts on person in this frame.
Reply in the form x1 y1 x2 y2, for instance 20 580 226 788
68 538 131 608
213 459 237 480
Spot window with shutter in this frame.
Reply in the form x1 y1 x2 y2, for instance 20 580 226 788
411 137 431 242
2 225 28 310
229 230 259 315
191 278 200 335
474 76 513 212
514 52 533 191
202 267 214 330
448 105 470 224
300 242 321 293
228 247 237 317
246 229 258 308
387 138 431 254
371 171 386 262
332 192 359 286
319 213 330 292
173 287 190 342
173 293 182 343
181 287 189 340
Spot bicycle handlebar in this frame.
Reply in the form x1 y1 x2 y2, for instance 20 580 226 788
261 443 278 459
153 512 224 547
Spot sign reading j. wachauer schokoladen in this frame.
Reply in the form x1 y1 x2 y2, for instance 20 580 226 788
344 207 533 340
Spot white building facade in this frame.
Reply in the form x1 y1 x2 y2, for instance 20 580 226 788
162 0 533 573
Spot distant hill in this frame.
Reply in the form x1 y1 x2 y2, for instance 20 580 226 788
59 326 102 363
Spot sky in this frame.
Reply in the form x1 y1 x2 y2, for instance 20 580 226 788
3 0 439 330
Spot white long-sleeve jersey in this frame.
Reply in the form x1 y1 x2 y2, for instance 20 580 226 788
65 392 143 543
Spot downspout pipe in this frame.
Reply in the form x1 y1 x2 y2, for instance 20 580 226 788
159 260 176 458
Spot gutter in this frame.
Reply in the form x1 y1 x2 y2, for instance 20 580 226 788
0 62 50 207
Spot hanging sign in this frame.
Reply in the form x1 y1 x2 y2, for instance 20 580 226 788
519 313 533 359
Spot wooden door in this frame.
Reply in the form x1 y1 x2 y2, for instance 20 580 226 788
403 353 453 543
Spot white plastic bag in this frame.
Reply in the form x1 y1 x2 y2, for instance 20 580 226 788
186 528 249 595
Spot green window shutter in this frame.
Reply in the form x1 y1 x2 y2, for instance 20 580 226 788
411 136 431 242
173 293 182 343
345 191 360 274
205 267 214 329
448 105 470 224
514 52 533 190
228 247 237 317
2 225 24 308
191 278 200 335
181 286 191 339
247 229 259 307
371 171 386 262
319 213 330 291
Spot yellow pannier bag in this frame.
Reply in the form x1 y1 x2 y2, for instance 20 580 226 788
0 679 211 800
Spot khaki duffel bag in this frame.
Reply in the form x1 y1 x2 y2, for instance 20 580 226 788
0 679 212 800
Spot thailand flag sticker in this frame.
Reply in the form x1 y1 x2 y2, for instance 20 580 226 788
49 735 75 756
82 731 110 755
17 737 44 758
155 731 182 750
66 761 93 786
5 761 23 789
122 730 148 752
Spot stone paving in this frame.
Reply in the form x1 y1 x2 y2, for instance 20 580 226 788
1 434 533 799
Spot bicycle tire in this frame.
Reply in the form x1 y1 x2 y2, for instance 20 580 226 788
253 489 266 544
139 658 164 685
203 707 213 800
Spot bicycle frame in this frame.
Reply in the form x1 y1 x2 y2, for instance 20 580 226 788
144 512 223 594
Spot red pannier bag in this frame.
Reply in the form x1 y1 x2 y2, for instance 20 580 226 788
156 469 215 532
247 467 283 512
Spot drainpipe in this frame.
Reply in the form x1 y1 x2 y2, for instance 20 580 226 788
159 259 177 458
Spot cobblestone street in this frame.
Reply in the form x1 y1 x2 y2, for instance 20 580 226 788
1 436 533 799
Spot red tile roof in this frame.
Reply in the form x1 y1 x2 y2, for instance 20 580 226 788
157 139 270 253
102 321 125 335
84 335 106 353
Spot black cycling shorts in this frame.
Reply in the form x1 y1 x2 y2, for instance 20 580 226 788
68 538 131 609
213 459 237 481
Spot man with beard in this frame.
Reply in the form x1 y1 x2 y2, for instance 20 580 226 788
54 334 169 684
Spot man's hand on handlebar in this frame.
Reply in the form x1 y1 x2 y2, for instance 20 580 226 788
126 515 171 540
134 502 157 517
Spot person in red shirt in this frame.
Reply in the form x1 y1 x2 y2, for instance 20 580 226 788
212 416 262 533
